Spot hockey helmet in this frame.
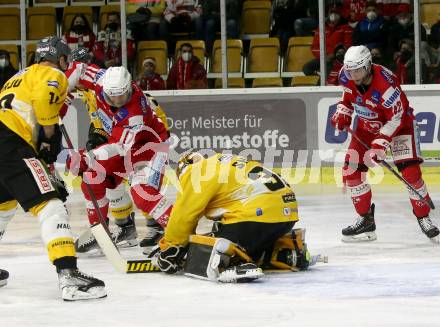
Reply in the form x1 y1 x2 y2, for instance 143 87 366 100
343 45 372 80
176 149 203 178
102 66 133 107
68 47 92 64
35 36 71 65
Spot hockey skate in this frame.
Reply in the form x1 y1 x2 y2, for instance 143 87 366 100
140 220 163 248
0 268 9 287
75 228 101 254
58 268 107 301
342 204 377 242
417 215 440 243
217 263 264 283
112 213 138 248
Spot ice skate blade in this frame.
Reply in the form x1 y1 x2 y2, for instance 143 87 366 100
115 239 139 248
342 231 377 243
62 286 107 301
217 268 264 283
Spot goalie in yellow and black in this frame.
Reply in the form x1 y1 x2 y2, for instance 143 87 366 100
153 151 317 283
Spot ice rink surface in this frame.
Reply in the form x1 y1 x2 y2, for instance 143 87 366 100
1 186 440 327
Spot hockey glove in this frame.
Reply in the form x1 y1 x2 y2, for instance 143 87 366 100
370 136 390 164
38 125 62 164
331 103 353 131
86 128 109 151
157 246 187 274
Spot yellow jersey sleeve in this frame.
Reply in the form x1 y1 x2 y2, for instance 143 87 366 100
147 95 169 132
32 68 68 126
163 159 221 247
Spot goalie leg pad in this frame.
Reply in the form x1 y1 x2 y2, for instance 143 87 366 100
184 235 263 283
0 200 17 241
36 199 76 263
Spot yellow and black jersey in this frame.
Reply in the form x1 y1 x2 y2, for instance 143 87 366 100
0 64 68 149
146 94 169 132
164 153 299 247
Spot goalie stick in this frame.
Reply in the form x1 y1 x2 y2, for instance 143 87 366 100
59 123 160 273
345 127 435 210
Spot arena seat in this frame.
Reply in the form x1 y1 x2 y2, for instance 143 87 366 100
209 39 243 78
282 36 314 77
241 0 271 39
0 7 20 41
290 75 320 87
245 38 280 78
137 40 168 76
33 0 67 7
252 77 283 88
215 78 245 88
27 7 57 40
421 3 440 28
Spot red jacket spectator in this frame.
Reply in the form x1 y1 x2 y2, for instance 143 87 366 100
167 43 207 90
63 14 96 52
326 45 346 85
137 57 166 91
311 23 352 58
376 0 410 18
341 0 368 23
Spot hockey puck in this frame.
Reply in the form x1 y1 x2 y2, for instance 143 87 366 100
0 268 9 287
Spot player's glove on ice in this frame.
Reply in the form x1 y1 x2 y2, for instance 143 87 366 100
157 246 186 274
86 128 109 151
370 136 390 164
331 104 353 131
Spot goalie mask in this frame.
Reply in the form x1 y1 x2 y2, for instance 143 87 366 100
102 66 133 107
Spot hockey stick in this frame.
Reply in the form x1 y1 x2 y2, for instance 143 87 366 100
58 123 160 273
345 127 435 210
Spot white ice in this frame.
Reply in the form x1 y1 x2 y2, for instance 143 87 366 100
1 186 440 327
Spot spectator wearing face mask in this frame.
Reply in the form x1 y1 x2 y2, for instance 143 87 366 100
387 8 426 56
352 1 389 50
63 14 96 52
167 43 207 90
303 7 352 76
0 50 17 88
370 46 387 67
326 44 346 85
136 57 166 91
393 39 415 84
92 12 136 68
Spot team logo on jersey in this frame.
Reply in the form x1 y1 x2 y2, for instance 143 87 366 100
256 208 263 216
96 109 113 134
371 90 381 103
115 108 129 122
47 80 59 88
382 87 401 108
380 68 394 84
353 104 378 119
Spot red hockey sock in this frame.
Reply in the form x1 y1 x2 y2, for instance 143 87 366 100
401 164 431 218
344 167 371 216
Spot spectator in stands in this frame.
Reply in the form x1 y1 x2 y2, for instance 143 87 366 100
136 57 166 91
393 39 415 84
0 50 17 88
270 0 297 52
162 0 204 41
370 46 387 67
352 1 388 50
63 14 96 52
429 15 440 50
326 44 346 85
387 8 427 57
203 0 242 53
376 0 410 19
294 1 318 36
93 12 136 68
303 7 351 76
341 0 367 25
126 0 167 42
167 43 207 90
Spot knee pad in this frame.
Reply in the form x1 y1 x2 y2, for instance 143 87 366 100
107 182 133 220
37 199 76 263
262 228 310 271
184 235 252 281
0 200 17 241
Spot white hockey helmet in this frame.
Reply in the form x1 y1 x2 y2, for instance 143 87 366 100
102 66 132 106
343 45 372 78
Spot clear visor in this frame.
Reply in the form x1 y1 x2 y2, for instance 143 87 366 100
103 87 132 107
345 66 368 81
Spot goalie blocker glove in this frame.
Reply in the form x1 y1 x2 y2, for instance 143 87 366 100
0 268 9 287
